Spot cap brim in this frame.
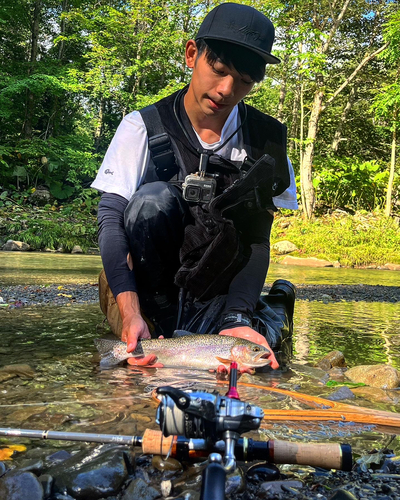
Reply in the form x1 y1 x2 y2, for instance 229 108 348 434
198 35 281 64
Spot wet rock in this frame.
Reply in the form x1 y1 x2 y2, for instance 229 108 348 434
226 466 245 495
326 386 355 401
317 351 346 370
271 240 298 255
121 478 160 500
351 386 400 405
161 479 172 497
48 444 135 499
246 462 280 482
0 462 7 476
71 245 83 254
172 490 200 500
281 256 333 267
0 364 36 379
152 455 183 472
38 473 53 499
260 479 303 495
0 471 44 500
329 489 358 499
17 458 44 475
2 240 30 251
45 450 72 465
345 364 400 389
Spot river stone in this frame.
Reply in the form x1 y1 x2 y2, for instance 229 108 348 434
121 478 160 500
329 489 359 499
0 364 36 379
260 479 303 494
271 240 298 255
345 364 400 389
0 462 7 476
38 473 53 499
326 386 355 401
48 444 135 499
351 386 400 404
71 245 83 254
0 471 44 500
317 351 346 370
385 263 400 271
2 240 30 251
30 187 52 206
281 255 333 267
152 455 182 472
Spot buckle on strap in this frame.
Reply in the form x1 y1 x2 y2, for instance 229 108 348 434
148 133 175 174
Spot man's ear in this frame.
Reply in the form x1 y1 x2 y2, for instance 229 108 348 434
185 40 198 69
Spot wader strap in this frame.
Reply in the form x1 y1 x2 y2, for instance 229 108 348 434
139 104 179 181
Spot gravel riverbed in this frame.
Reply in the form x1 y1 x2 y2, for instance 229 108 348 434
0 283 399 308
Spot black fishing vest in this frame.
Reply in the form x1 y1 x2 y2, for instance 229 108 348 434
141 88 290 200
139 88 290 301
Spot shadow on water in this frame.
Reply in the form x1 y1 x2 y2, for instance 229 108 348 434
1 299 400 460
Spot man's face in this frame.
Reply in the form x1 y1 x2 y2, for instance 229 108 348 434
185 40 255 121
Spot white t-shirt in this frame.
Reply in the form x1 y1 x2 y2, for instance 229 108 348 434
91 105 298 210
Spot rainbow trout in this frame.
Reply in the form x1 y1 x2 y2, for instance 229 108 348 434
94 334 271 371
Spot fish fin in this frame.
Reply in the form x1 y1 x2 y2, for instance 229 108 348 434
172 330 197 338
215 356 232 366
99 353 123 368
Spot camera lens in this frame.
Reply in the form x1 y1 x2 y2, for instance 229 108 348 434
185 185 200 202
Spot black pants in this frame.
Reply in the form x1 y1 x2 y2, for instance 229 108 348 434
124 181 292 363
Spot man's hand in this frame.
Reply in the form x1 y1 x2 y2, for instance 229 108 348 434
116 291 159 367
219 326 279 370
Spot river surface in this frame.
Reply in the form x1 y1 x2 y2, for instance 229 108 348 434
0 253 400 464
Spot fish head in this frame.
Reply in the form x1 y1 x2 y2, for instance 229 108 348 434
230 342 272 369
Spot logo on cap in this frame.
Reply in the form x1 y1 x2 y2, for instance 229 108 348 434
227 21 263 42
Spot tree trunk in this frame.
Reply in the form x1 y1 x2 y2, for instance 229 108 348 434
289 85 300 155
277 54 289 122
385 114 397 217
94 99 105 152
331 85 356 152
23 0 41 139
301 86 324 219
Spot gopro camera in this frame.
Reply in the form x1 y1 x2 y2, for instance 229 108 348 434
182 173 217 203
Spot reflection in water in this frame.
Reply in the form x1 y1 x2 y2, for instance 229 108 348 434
0 302 400 459
2 251 400 287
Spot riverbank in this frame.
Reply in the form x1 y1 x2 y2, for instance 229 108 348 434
1 283 399 309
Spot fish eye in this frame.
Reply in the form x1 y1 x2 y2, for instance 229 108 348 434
253 347 260 352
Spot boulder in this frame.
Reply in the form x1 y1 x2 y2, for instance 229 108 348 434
345 364 400 389
316 351 346 371
71 245 83 254
271 240 298 255
351 386 400 405
121 478 160 500
0 364 36 379
0 471 44 500
30 187 52 206
281 255 333 267
2 240 30 251
385 263 400 271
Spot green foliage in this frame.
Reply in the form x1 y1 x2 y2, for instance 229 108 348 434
271 211 400 267
312 157 396 211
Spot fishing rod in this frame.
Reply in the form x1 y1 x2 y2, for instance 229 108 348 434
0 363 353 500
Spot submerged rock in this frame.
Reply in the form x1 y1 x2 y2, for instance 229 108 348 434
326 386 355 401
152 455 182 472
0 471 44 500
345 364 400 389
48 444 135 499
0 364 36 379
317 351 346 371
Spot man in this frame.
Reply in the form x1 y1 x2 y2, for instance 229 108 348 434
92 2 298 371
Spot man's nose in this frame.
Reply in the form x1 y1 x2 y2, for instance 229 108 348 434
217 75 235 98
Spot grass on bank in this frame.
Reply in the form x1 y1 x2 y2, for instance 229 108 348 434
271 210 400 267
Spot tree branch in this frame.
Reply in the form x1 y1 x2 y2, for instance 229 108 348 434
322 0 351 54
322 42 389 111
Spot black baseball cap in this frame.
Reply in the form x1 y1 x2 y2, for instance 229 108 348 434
195 3 280 65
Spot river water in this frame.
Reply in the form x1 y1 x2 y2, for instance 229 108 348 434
0 253 399 463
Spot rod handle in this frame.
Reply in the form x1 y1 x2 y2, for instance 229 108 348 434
270 440 352 471
142 429 177 455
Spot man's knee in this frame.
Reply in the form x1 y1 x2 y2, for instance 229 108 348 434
124 181 184 229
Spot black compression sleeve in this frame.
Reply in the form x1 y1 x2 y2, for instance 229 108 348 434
97 193 137 297
221 211 274 327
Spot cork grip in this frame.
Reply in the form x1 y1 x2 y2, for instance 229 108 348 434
270 440 349 470
142 429 176 455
